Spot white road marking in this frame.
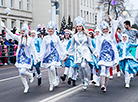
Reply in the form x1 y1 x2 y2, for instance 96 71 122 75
0 69 48 83
39 82 92 102
0 75 20 82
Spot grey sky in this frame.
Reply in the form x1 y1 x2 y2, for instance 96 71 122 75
130 0 138 9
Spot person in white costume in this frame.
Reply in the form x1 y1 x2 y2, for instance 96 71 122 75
3 23 38 94
68 16 94 90
94 16 119 92
40 21 66 91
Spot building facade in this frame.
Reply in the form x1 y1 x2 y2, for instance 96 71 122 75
0 0 33 31
0 0 96 31
58 0 96 29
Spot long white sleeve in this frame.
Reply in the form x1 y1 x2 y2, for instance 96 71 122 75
5 28 20 41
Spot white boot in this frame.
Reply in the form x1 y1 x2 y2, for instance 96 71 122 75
51 66 58 87
117 72 121 77
83 78 89 90
64 67 69 75
25 71 34 83
48 70 54 92
20 75 29 94
95 76 100 87
125 78 130 88
100 76 105 91
92 74 97 84
55 76 59 87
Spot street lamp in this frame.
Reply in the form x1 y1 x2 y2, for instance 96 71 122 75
51 0 58 3
50 0 58 24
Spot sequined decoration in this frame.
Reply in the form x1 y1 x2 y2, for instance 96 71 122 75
99 40 115 62
17 44 31 64
43 40 60 63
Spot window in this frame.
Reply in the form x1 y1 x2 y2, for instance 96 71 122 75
90 0 91 8
81 0 83 5
20 22 23 29
87 11 89 22
81 10 83 17
11 0 13 8
95 13 97 24
27 0 29 11
90 13 92 23
87 0 89 7
84 0 85 6
19 0 22 9
11 21 14 29
84 11 86 19
1 0 4 6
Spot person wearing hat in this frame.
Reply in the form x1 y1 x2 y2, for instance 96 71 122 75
94 15 119 92
68 16 94 90
60 29 78 86
40 21 66 91
117 34 138 88
87 28 95 80
3 23 38 94
30 30 42 86
88 28 100 87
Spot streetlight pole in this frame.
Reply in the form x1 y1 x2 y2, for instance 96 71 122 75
51 0 58 24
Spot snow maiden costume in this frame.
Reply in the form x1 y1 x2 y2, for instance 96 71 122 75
116 34 138 88
68 16 94 90
30 30 42 86
4 24 38 94
40 21 66 91
94 20 119 92
60 30 78 86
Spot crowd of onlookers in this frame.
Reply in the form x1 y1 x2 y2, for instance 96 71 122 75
0 27 18 65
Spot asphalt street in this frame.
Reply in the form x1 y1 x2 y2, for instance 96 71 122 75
0 66 138 102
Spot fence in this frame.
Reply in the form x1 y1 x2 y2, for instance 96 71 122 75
0 45 17 66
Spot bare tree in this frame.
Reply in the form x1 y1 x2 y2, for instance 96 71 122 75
96 0 131 21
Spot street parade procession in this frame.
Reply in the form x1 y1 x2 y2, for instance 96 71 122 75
0 0 138 102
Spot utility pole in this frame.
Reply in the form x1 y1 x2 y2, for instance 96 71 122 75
51 0 57 24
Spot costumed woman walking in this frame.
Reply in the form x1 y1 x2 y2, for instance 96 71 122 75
117 34 138 88
40 21 66 91
30 30 42 86
94 15 119 92
68 16 94 90
3 23 38 94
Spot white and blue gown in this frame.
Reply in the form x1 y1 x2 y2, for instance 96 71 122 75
117 42 138 84
5 29 38 91
40 34 66 88
94 21 119 78
68 31 94 88
94 20 119 90
65 39 78 82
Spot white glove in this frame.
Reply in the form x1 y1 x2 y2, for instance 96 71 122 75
1 21 5 28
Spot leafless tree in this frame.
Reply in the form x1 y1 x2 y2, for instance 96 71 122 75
96 0 131 21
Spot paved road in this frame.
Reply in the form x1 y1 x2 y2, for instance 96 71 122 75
0 66 138 102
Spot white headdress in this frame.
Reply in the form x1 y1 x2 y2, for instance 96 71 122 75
47 21 56 31
31 30 36 34
100 21 109 32
21 23 29 36
122 33 128 43
74 16 85 27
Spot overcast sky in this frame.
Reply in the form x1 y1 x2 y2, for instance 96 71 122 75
130 0 138 9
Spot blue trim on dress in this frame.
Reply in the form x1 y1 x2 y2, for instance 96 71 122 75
17 44 31 64
43 40 60 63
99 40 115 62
